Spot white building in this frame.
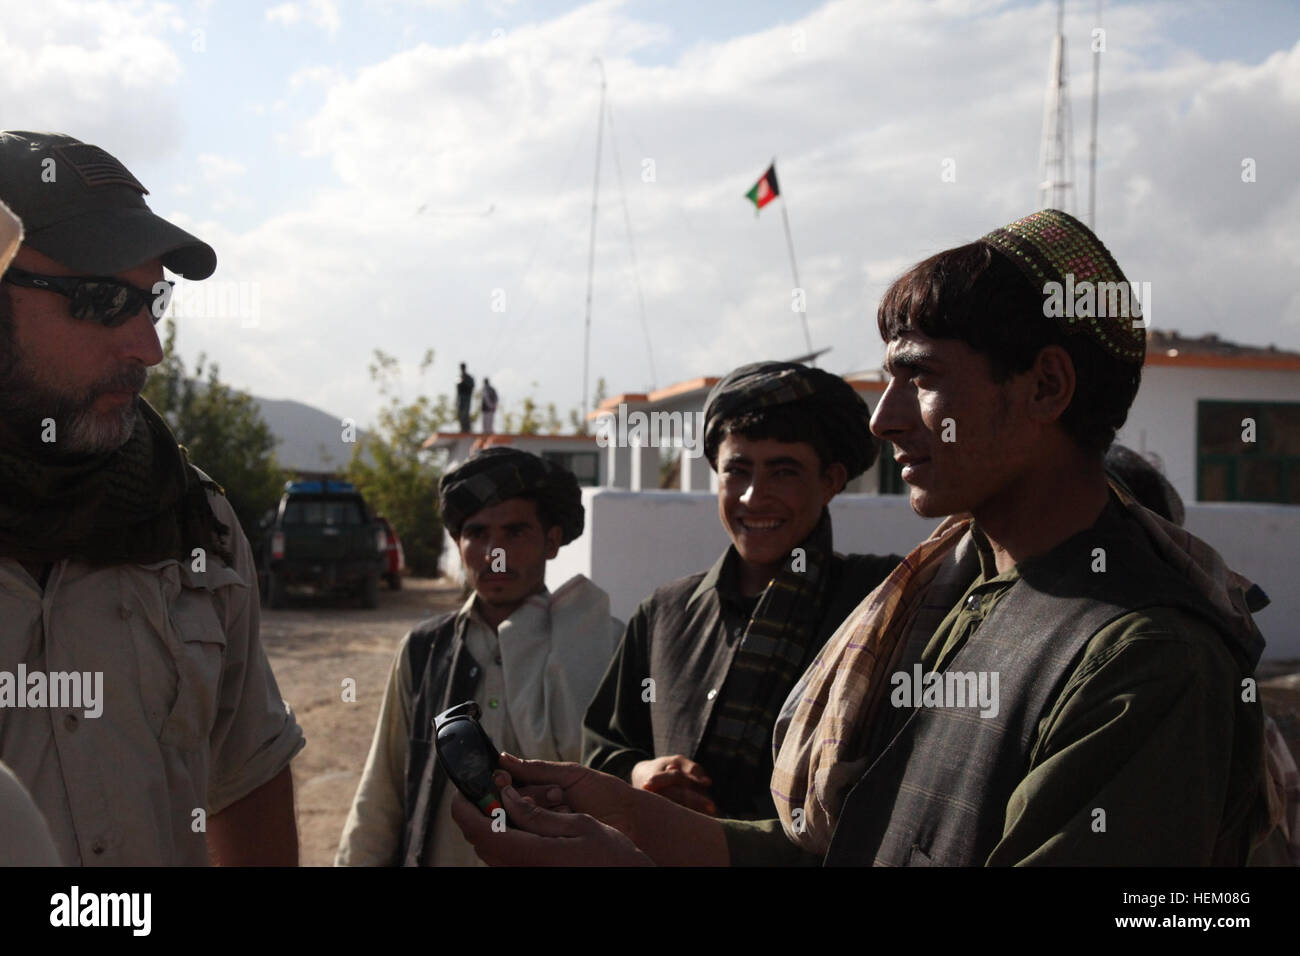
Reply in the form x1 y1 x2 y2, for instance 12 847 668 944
1118 331 1300 505
590 330 1300 506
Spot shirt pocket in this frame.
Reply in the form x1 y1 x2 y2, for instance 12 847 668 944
137 560 236 751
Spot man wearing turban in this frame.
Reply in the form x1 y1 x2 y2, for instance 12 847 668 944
581 361 900 820
336 447 622 865
451 210 1275 868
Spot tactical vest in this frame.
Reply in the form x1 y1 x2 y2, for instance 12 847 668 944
825 505 1241 866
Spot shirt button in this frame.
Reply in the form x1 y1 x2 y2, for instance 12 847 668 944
118 605 132 620
706 689 718 701
488 698 499 709
64 714 79 732
468 666 479 678
965 595 980 612
91 841 105 855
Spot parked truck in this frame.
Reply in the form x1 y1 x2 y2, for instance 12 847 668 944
260 480 387 609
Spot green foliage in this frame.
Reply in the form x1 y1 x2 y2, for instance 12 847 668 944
346 349 454 576
570 376 608 435
142 319 288 543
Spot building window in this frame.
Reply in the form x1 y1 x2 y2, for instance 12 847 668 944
878 442 906 495
1196 400 1300 503
542 451 600 487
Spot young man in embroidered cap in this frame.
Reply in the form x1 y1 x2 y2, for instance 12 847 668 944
449 210 1272 867
0 131 304 865
336 446 623 865
581 362 899 820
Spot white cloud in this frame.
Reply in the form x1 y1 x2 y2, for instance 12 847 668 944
8 0 1299 430
0 1 186 154
241 0 1299 423
266 0 342 37
198 153 248 183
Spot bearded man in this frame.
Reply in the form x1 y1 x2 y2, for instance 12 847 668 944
0 131 304 866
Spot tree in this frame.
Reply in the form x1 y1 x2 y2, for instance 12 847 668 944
569 376 608 435
142 319 288 543
346 348 455 576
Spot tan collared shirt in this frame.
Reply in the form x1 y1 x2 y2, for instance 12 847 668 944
0 490 305 866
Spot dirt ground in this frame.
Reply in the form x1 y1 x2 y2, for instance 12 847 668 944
261 575 463 867
262 576 1300 867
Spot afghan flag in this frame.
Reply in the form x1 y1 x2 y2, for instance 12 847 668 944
745 162 780 212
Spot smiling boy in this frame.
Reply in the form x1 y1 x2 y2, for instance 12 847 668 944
581 362 899 819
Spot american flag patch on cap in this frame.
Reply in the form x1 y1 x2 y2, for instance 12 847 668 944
52 143 149 194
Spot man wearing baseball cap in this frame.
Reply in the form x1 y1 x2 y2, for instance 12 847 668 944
0 131 304 865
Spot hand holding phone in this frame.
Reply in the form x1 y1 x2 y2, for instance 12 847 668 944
433 701 503 818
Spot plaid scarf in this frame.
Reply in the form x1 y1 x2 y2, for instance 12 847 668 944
772 486 1269 855
0 398 231 567
695 510 835 810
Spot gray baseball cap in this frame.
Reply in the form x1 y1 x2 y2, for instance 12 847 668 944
0 130 216 280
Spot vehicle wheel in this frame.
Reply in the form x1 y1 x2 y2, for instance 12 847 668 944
267 571 286 610
361 572 379 609
386 573 402 591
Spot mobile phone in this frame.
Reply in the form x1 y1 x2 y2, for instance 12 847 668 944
433 701 503 817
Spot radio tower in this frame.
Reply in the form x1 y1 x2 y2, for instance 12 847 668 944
1037 0 1075 212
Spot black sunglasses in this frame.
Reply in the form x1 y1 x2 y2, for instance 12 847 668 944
1 267 173 328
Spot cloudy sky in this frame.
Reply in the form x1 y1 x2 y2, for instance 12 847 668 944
3 0 1298 430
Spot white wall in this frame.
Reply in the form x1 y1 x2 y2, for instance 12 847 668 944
1119 365 1300 503
546 490 941 622
541 488 1300 661
1183 503 1300 660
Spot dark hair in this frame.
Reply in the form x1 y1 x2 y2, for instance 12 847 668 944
706 402 837 472
876 241 1141 456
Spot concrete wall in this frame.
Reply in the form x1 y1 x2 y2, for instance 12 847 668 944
1119 365 1300 503
535 488 1300 661
544 490 941 623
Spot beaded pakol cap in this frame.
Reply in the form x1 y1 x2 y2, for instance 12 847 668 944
982 208 1145 364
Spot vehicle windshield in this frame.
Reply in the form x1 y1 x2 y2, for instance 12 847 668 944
282 498 364 526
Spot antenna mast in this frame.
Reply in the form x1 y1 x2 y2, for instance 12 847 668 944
581 59 606 426
1088 0 1102 227
1037 0 1076 212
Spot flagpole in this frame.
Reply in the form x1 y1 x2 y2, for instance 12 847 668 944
777 189 814 362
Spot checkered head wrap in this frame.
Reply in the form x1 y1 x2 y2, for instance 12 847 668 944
702 361 879 478
982 208 1145 363
438 447 584 543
